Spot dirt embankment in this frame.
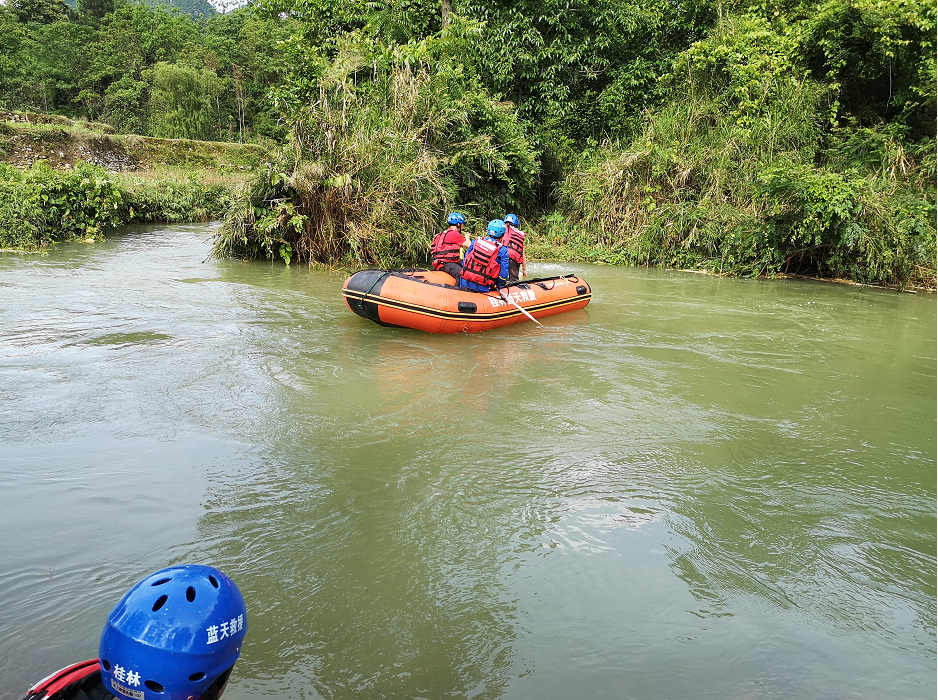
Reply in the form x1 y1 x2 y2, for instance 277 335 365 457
0 111 269 174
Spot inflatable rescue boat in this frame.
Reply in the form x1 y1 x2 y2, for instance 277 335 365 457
342 269 591 333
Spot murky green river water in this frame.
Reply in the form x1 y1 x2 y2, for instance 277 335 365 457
0 223 934 700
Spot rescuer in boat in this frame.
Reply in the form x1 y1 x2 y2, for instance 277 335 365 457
429 212 470 282
21 565 247 700
503 213 527 282
459 219 510 292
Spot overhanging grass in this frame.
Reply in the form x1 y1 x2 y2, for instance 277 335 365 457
552 17 936 290
213 56 537 266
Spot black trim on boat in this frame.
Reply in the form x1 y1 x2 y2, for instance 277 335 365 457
344 269 391 324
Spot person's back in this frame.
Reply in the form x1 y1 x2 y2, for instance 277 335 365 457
502 214 526 282
430 212 469 282
459 220 510 292
21 565 246 700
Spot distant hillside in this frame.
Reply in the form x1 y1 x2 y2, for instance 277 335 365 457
144 0 219 18
62 0 232 17
145 0 250 17
206 0 246 12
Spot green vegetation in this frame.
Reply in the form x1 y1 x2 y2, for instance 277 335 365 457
0 115 266 176
0 114 263 250
211 0 934 289
551 14 936 288
0 161 230 249
141 0 219 19
0 161 121 248
148 62 229 142
1 0 934 289
0 0 295 141
214 29 538 265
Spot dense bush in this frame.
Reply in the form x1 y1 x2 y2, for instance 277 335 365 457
551 15 936 289
0 161 123 248
1 0 934 288
0 2 296 142
215 34 538 266
148 62 222 141
124 175 231 223
0 162 232 250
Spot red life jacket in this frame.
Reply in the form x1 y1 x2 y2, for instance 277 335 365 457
461 237 502 288
504 224 526 263
22 659 100 700
429 226 463 270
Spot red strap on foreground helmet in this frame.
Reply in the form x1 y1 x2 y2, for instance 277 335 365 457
24 659 99 699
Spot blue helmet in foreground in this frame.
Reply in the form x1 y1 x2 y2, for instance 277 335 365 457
487 219 507 238
99 565 247 700
504 214 519 227
447 212 466 226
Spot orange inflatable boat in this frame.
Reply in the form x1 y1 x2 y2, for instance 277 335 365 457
342 269 592 334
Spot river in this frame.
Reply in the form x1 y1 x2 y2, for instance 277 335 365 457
0 223 934 700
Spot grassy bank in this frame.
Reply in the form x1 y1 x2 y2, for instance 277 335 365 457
2 0 933 291
543 16 936 292
0 113 271 251
0 162 234 250
212 56 536 267
0 115 268 174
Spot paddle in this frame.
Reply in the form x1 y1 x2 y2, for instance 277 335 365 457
498 288 542 326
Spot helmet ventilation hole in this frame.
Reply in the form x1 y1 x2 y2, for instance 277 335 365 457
151 578 172 586
101 659 111 671
189 672 206 681
186 586 196 602
152 594 168 612
209 575 218 588
144 680 164 693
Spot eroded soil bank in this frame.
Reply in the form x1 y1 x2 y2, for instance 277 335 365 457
0 111 268 174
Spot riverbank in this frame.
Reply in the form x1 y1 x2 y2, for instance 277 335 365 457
0 112 270 251
0 161 233 250
2 108 933 294
0 111 268 173
209 38 935 293
525 214 937 294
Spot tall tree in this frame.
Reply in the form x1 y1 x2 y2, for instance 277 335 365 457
8 0 70 24
78 0 115 20
148 61 221 140
441 0 451 28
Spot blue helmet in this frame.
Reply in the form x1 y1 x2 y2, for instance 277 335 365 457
447 212 466 226
504 214 519 227
487 219 507 238
99 565 247 700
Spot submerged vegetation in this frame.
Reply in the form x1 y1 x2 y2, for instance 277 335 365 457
1 0 934 288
